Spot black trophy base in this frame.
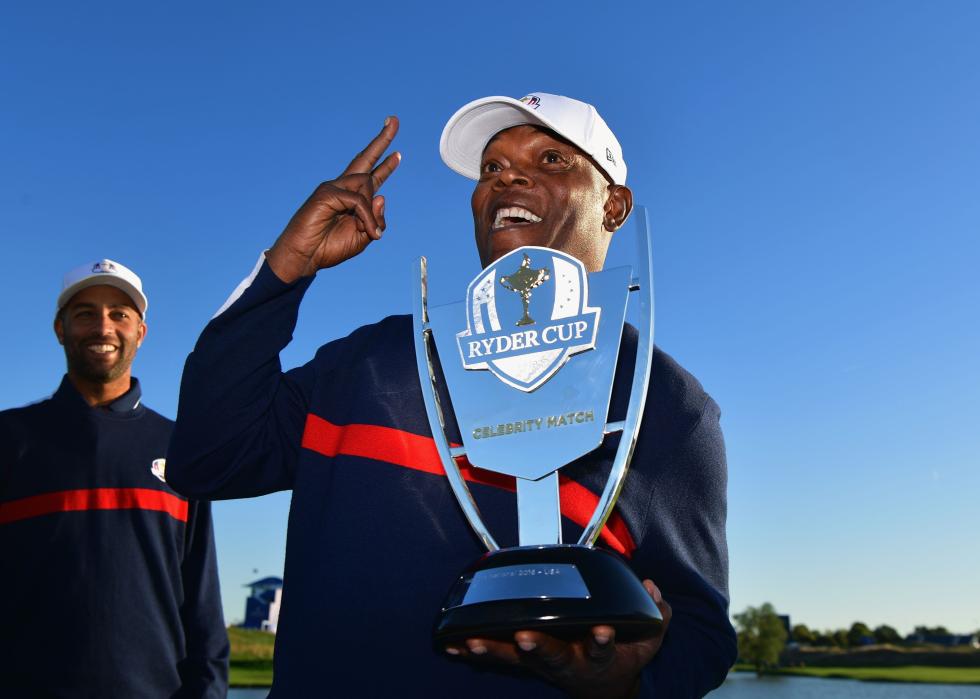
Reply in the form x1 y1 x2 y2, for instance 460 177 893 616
434 545 662 644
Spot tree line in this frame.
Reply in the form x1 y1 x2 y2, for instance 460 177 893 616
734 603 979 675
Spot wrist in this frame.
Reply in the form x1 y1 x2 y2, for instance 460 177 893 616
266 243 313 285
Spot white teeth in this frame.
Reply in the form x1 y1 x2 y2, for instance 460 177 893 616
493 206 542 230
88 344 117 354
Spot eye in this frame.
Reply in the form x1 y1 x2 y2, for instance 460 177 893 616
481 160 502 174
542 150 569 166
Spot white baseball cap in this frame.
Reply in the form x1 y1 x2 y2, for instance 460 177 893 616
440 92 627 186
57 259 148 316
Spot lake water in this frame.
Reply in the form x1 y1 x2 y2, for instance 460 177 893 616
229 674 980 698
707 672 980 698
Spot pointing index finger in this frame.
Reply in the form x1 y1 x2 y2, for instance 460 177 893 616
342 115 400 176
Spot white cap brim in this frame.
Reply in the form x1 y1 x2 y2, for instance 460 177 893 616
57 276 147 316
440 93 626 185
440 96 555 181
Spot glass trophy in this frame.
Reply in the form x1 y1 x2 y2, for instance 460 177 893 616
413 207 662 643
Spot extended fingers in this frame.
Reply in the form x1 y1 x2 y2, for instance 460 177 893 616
343 116 399 176
371 150 401 189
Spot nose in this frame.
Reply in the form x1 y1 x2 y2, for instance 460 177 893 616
498 165 532 188
95 311 115 335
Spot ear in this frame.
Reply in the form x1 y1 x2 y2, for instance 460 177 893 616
136 320 147 348
54 315 65 345
603 185 634 232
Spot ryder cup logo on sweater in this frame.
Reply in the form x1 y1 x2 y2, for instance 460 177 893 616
151 458 167 482
456 246 600 392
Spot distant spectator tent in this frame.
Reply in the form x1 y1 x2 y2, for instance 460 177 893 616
243 576 283 633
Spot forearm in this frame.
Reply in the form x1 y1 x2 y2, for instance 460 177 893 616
637 600 737 697
167 255 314 499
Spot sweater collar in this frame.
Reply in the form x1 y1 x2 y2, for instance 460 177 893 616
54 375 143 413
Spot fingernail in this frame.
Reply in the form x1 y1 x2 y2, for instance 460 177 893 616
517 639 536 652
468 643 487 655
395 151 402 161
445 647 460 656
375 227 383 238
594 632 611 645
384 117 390 127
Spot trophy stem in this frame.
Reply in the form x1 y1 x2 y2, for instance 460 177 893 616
516 296 534 326
516 472 562 546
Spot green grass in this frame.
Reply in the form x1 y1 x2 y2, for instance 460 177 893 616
228 627 275 687
735 666 980 685
229 659 274 687
227 629 980 687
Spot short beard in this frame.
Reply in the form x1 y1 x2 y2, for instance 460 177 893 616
63 342 134 385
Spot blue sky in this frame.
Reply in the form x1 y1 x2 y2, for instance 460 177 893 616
2 1 978 634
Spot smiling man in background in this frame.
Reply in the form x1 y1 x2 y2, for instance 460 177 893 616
168 93 735 697
0 259 228 698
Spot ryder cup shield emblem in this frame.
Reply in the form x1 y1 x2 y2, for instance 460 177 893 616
456 247 600 392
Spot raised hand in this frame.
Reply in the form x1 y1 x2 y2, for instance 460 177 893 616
267 117 401 284
445 579 672 699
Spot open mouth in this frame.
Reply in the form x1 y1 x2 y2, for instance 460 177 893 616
86 343 118 356
492 206 542 230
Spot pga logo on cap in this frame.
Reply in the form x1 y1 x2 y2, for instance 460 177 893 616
519 94 542 110
456 247 600 392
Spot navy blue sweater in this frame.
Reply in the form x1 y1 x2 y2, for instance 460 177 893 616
0 378 229 698
169 259 736 697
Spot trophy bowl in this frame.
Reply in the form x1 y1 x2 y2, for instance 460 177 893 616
434 544 663 644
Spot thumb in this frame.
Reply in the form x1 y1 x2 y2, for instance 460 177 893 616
373 195 387 233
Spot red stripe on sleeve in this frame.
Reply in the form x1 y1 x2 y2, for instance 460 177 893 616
0 488 189 525
301 413 636 556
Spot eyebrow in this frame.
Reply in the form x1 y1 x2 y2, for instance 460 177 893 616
68 302 137 312
483 125 578 155
481 127 613 184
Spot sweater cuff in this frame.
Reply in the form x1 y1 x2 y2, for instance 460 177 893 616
212 251 314 319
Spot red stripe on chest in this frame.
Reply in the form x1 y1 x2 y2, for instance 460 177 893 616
300 413 636 556
0 487 188 525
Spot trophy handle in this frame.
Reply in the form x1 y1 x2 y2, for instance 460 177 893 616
578 206 656 547
413 256 500 552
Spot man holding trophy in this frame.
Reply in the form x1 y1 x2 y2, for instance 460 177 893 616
168 92 736 697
